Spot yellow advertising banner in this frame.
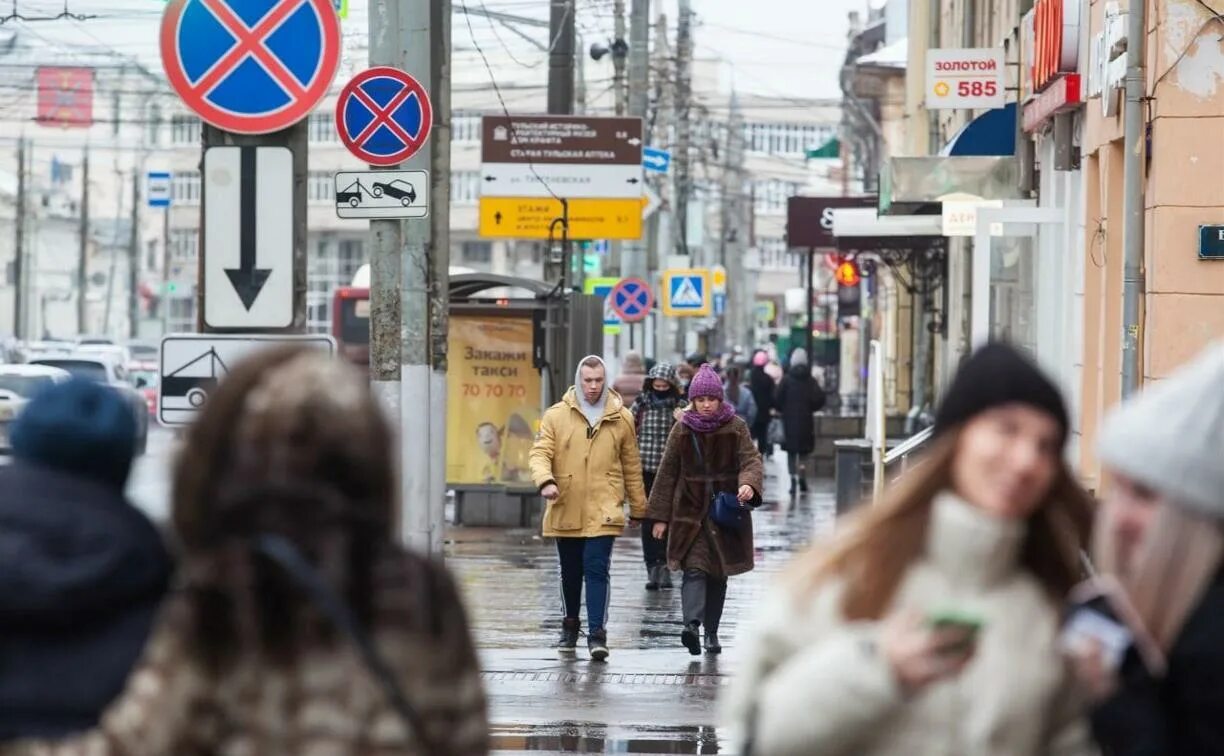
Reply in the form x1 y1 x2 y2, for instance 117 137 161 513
479 197 644 240
446 315 541 487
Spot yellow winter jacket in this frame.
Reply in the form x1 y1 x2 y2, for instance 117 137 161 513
529 387 648 538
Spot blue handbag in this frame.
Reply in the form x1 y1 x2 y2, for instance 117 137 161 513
689 430 752 529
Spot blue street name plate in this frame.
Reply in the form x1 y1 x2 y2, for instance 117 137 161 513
1199 225 1224 260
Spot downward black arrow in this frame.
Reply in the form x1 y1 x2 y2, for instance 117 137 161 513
225 146 271 311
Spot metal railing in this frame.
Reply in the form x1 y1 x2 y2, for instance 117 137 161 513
883 425 933 477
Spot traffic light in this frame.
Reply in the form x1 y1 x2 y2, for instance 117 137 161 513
836 258 861 318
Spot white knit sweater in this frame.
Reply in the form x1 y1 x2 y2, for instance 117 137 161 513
722 493 1096 756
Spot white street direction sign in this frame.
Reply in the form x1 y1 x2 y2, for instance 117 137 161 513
479 163 644 199
158 334 335 426
147 171 171 208
926 47 1006 110
335 170 429 219
642 186 662 219
203 146 293 329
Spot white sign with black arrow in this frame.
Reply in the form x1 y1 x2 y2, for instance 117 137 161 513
479 163 643 199
334 169 429 219
203 146 294 330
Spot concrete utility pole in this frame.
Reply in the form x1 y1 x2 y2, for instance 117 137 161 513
548 0 576 116
12 138 24 339
1120 0 1147 397
612 0 628 116
722 94 747 352
618 0 650 352
650 12 673 359
198 123 308 334
368 0 443 554
77 146 90 335
427 0 452 556
128 168 141 338
673 0 693 257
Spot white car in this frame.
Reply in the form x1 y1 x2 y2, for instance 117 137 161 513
0 364 72 453
27 353 150 455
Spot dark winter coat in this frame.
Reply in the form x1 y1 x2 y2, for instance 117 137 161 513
1091 566 1224 756
748 366 775 434
0 462 172 740
645 414 764 577
774 362 825 455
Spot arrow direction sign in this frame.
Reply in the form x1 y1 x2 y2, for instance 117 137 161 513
642 146 670 173
642 186 662 219
203 146 293 329
480 163 643 199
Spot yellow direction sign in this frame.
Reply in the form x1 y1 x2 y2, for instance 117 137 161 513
479 197 643 240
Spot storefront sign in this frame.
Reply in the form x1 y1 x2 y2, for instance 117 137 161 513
1030 0 1081 92
1198 225 1224 260
941 198 1004 237
445 316 541 487
786 196 876 248
1088 3 1127 117
1023 73 1083 132
926 48 1007 110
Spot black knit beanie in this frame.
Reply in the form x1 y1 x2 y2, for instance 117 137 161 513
933 342 1069 445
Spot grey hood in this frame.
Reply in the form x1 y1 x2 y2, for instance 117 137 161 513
1098 342 1224 519
574 355 609 426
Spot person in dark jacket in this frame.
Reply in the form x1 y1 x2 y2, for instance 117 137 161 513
630 362 687 590
774 347 825 495
747 350 775 457
1069 342 1224 756
0 378 172 741
646 364 763 656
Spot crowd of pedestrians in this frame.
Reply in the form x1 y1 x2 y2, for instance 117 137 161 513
4 336 1222 756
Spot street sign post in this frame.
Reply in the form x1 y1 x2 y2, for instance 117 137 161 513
159 0 341 134
583 276 622 334
158 333 335 425
202 146 294 329
335 66 433 166
661 269 711 317
642 146 670 173
479 115 644 240
334 169 429 219
608 277 653 323
147 171 171 208
479 197 642 240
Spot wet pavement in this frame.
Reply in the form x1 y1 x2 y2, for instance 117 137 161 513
128 433 836 753
448 454 837 754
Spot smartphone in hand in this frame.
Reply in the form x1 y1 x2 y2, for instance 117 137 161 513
1061 576 1166 676
928 609 985 655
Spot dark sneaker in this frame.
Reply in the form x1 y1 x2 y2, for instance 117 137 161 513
557 618 580 654
645 565 660 591
658 568 674 589
588 629 609 661
681 621 702 656
704 632 722 654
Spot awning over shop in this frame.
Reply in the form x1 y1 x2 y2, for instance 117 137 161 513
879 156 1022 215
939 103 1016 157
831 208 946 251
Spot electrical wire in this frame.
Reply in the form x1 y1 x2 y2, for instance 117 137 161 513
1150 0 1224 94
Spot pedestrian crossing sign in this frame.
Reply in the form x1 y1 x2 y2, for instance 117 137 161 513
661 268 711 317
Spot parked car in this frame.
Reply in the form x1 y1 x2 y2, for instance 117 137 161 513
27 353 149 454
0 364 72 453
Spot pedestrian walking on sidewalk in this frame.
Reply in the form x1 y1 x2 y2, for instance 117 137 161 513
748 351 775 457
631 362 687 590
0 379 171 741
5 349 489 756
774 347 825 495
530 355 648 661
725 342 1096 756
646 364 763 656
1068 342 1224 756
724 365 758 428
612 350 647 408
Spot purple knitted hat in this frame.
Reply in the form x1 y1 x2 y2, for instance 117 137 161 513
687 363 724 400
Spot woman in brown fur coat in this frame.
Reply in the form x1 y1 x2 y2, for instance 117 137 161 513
7 348 488 756
646 363 764 655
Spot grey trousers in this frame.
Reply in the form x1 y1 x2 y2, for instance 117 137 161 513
681 569 728 632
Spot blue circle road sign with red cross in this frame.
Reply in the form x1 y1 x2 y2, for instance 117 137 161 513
160 0 341 135
335 67 433 166
609 277 654 323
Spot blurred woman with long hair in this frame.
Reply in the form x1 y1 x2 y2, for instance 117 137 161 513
725 343 1095 755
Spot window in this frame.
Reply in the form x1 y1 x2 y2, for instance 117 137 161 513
452 111 482 142
171 115 200 145
752 179 801 214
145 104 162 147
757 236 800 271
308 171 333 203
171 171 201 204
743 122 836 155
169 229 198 263
451 170 479 205
462 241 492 264
308 111 338 143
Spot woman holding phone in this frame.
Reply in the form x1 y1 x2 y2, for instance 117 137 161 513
724 343 1095 756
1070 342 1224 755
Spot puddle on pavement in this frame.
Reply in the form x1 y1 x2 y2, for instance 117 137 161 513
492 722 725 753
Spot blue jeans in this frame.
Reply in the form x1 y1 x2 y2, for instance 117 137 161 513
556 536 615 631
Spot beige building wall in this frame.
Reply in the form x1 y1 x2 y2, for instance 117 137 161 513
1080 0 1224 483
